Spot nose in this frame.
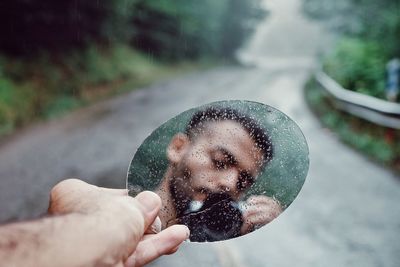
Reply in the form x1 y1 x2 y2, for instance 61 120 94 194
215 169 239 193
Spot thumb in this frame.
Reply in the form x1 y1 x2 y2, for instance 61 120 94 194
134 191 162 232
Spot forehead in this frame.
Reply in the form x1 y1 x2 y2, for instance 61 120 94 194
191 120 264 173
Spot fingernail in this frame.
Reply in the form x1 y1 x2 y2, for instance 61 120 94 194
135 191 161 213
148 217 162 234
184 225 190 239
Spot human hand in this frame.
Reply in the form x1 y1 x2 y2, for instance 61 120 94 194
240 195 282 235
48 179 189 267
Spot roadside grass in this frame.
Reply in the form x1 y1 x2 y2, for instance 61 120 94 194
0 44 215 138
323 38 388 100
304 77 400 173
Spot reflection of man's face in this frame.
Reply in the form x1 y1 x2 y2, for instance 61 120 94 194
167 120 264 215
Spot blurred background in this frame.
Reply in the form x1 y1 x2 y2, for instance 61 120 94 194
0 0 399 266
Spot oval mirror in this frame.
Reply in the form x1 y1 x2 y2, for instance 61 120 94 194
127 100 309 242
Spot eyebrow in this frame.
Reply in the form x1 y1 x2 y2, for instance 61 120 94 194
216 146 238 166
216 146 258 181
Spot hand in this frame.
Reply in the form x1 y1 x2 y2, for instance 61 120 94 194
240 195 282 235
48 179 189 267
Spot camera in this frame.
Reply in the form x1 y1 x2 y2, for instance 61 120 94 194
178 192 244 242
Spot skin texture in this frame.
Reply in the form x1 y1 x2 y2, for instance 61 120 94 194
0 179 189 267
157 120 282 235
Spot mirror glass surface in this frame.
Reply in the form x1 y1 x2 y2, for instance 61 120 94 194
127 100 309 242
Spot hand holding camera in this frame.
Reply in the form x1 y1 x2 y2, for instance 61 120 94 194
240 195 282 235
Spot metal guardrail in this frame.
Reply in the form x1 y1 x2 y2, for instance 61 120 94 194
315 71 400 130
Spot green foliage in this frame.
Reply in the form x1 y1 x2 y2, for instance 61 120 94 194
303 0 400 166
0 0 266 137
0 78 18 134
342 129 394 162
324 38 386 98
303 0 399 100
131 0 265 60
303 0 400 58
0 44 194 137
0 0 138 54
139 0 225 59
0 77 35 134
219 0 266 58
305 78 400 170
43 96 82 119
82 46 129 84
0 0 265 60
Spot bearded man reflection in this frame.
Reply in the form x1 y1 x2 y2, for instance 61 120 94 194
156 107 282 242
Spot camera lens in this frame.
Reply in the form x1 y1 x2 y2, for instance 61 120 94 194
178 193 243 242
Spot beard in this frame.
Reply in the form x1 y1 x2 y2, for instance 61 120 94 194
168 164 193 217
168 164 243 242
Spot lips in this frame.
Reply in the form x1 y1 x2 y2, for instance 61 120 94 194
196 187 212 194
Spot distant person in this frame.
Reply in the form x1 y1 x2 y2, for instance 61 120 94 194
154 107 282 241
0 179 189 267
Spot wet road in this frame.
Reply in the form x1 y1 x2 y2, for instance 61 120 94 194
1 0 399 266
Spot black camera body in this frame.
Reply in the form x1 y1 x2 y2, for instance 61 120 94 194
178 193 243 242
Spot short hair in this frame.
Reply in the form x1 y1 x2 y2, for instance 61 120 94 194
185 106 273 165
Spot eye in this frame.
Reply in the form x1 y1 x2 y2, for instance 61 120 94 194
211 149 237 171
211 150 230 170
237 171 255 191
213 159 227 170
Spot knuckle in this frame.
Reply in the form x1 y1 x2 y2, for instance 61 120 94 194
49 178 86 204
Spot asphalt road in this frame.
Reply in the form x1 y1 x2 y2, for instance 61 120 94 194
1 0 399 266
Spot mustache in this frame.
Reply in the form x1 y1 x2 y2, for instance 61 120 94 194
194 187 212 195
